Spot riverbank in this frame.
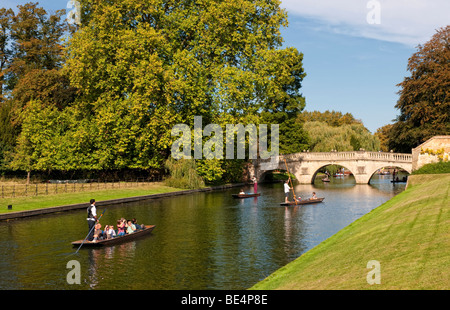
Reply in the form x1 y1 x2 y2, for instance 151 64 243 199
0 182 244 221
251 173 450 289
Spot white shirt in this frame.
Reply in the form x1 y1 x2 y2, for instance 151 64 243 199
87 204 97 221
284 183 290 193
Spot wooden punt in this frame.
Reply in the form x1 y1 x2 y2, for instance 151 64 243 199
280 198 324 206
232 193 261 198
71 225 156 247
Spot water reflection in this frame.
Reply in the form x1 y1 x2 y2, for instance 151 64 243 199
0 174 405 290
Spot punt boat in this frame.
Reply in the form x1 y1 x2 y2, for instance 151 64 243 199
232 193 261 198
71 225 156 247
280 198 324 206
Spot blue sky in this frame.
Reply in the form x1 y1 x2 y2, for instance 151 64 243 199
280 13 415 133
3 0 449 133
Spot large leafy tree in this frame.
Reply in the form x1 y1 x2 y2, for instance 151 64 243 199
374 124 393 152
389 26 450 153
7 3 69 93
301 110 380 152
0 8 13 100
5 3 74 181
0 8 14 167
64 0 308 181
304 121 380 152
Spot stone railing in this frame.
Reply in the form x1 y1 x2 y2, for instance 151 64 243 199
259 151 412 164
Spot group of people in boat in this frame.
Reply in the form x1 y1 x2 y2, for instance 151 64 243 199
87 198 145 242
91 218 145 242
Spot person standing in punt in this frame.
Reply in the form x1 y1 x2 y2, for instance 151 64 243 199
284 180 292 203
252 176 258 194
87 199 97 241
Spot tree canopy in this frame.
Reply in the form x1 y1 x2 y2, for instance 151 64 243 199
303 120 380 152
2 0 309 184
388 26 450 153
300 110 380 152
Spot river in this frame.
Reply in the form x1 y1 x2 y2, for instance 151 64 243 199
0 174 406 290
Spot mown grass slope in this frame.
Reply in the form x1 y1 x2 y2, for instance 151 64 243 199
251 174 450 290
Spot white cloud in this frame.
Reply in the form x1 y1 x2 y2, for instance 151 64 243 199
280 0 450 46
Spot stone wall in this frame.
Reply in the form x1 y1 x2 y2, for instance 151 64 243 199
412 136 450 171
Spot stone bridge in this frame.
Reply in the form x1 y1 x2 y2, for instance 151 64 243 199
251 151 413 184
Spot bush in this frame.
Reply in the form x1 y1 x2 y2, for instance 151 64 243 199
412 161 450 175
164 158 205 189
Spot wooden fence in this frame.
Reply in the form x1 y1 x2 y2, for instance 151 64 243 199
0 177 163 199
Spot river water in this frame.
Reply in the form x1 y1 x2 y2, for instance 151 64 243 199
0 174 406 290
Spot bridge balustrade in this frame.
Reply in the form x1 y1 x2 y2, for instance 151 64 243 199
278 151 412 163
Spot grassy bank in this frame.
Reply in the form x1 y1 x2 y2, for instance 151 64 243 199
0 183 183 213
251 173 450 290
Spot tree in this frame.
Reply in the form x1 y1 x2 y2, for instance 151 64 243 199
63 0 308 182
390 26 450 153
164 158 205 189
7 3 68 87
374 124 393 152
9 100 63 182
5 3 76 179
0 100 17 169
303 121 380 152
0 8 13 101
301 110 362 127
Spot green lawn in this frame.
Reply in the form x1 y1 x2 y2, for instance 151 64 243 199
0 183 183 213
251 173 450 290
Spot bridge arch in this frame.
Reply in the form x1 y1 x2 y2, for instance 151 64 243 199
366 163 412 183
309 163 356 184
259 169 291 183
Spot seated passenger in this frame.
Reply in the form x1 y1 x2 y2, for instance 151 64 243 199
117 219 126 236
126 220 136 234
106 225 116 239
92 223 103 242
132 218 144 230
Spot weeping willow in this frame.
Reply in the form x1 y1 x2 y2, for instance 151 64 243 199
304 121 380 152
164 158 205 189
